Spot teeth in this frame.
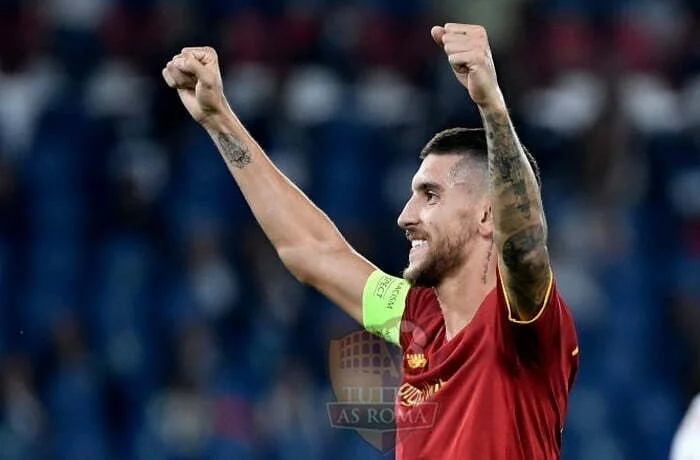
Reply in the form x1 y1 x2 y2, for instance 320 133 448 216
411 240 427 248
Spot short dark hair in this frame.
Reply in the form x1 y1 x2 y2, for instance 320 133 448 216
420 127 542 188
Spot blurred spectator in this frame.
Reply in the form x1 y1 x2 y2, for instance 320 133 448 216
0 355 47 460
46 315 107 460
186 228 240 320
255 360 329 459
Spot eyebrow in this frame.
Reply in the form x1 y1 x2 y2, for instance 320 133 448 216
413 181 443 194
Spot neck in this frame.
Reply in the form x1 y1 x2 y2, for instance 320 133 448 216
435 237 496 341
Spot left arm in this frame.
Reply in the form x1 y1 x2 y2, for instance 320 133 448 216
432 23 551 321
481 106 550 321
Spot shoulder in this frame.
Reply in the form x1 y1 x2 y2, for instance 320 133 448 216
400 287 441 349
496 268 575 332
495 273 579 365
404 287 440 321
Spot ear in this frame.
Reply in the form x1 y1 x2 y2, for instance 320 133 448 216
477 203 493 238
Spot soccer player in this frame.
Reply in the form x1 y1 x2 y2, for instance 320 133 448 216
162 23 579 459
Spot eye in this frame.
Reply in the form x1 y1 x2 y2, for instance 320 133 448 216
425 190 439 203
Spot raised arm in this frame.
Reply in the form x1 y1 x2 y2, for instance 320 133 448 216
161 47 375 324
432 24 551 321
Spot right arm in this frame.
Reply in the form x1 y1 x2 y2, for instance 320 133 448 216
162 47 375 324
206 114 377 324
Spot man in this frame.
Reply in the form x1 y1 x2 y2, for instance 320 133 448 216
162 23 579 459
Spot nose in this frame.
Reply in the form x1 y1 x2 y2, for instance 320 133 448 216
397 195 419 230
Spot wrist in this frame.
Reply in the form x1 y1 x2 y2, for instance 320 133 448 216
477 98 508 118
201 109 240 135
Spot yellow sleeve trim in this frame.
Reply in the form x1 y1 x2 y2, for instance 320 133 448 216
503 268 554 324
362 270 409 346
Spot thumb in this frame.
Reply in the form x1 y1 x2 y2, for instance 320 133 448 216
430 26 445 46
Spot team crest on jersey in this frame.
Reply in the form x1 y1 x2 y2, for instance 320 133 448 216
405 353 427 370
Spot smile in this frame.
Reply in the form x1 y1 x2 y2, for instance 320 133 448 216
409 240 429 264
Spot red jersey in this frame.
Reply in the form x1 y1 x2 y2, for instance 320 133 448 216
395 273 579 459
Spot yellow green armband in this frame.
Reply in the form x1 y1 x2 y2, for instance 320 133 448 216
362 270 410 346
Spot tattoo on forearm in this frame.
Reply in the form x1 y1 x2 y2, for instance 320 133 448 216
484 112 534 222
509 180 532 219
484 110 550 315
217 133 251 169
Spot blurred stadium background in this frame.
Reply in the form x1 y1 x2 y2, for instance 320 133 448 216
0 0 699 458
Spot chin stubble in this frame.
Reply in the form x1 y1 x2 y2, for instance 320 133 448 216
404 230 473 287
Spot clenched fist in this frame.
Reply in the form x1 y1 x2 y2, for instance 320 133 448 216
431 24 505 112
162 47 230 127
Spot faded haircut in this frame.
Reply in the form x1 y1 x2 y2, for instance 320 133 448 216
420 127 542 189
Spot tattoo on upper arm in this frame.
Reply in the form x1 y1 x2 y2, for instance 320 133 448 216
217 133 251 169
502 226 549 317
502 225 545 269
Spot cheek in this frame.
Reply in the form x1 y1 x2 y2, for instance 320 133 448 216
456 205 478 228
420 209 441 235
426 205 459 233
429 222 455 247
442 212 476 243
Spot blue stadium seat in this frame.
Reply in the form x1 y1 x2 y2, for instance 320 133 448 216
87 235 159 404
47 365 108 460
0 238 7 353
210 439 255 460
309 120 378 226
631 385 684 460
25 196 86 241
18 240 83 355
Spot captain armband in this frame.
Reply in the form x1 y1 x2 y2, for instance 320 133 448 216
361 270 410 346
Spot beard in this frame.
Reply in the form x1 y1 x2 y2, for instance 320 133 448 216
403 228 475 288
